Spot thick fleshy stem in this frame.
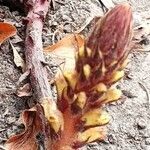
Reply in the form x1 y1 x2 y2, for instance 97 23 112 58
6 0 63 149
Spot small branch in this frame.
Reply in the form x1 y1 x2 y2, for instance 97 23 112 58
24 0 53 102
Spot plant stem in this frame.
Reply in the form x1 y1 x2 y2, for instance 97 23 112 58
24 0 53 103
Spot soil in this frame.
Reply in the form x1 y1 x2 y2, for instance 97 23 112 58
0 0 150 150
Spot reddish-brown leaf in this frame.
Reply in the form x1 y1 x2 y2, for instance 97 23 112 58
6 104 51 150
0 22 17 45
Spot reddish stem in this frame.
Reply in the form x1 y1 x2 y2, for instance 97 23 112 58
24 0 53 102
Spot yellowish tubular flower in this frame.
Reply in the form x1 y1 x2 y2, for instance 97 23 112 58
56 77 68 99
103 88 122 104
81 109 110 127
63 71 77 90
76 127 106 144
86 47 92 57
75 92 86 109
78 45 85 58
83 64 91 80
41 99 64 133
62 86 70 101
108 70 124 84
94 83 107 93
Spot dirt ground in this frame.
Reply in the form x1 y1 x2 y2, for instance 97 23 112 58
0 0 150 150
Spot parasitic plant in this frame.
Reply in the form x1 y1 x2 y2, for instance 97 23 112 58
47 3 133 149
6 3 133 150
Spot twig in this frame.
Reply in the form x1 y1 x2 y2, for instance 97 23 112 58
0 129 6 132
55 0 65 5
135 49 150 52
51 0 56 10
139 82 150 108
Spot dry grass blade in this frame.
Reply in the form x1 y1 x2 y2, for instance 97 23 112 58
9 41 25 72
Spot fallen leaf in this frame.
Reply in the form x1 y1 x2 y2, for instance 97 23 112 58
0 22 17 45
6 104 51 150
9 41 25 72
44 34 84 76
16 83 32 97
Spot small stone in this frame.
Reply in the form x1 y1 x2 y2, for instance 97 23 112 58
127 131 136 139
141 145 150 150
6 129 14 137
17 123 25 129
64 24 72 33
108 134 116 144
0 136 7 143
133 12 142 27
141 140 146 149
137 118 147 129
12 125 18 131
145 138 150 145
101 138 109 144
62 15 72 21
7 117 16 124
139 129 150 138
52 21 58 26
139 36 150 45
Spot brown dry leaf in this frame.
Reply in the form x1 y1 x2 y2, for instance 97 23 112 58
44 34 84 76
9 41 25 72
6 104 51 150
16 83 32 97
0 22 17 45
